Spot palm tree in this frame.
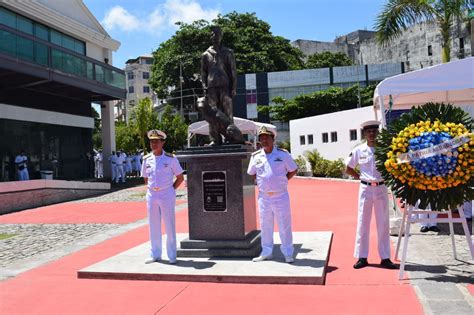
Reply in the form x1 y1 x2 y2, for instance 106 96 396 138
374 0 470 62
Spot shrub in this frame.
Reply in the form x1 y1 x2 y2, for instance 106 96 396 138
304 149 345 178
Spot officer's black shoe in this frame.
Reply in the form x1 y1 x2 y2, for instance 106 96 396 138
353 258 368 269
420 226 430 233
429 226 440 232
380 259 398 269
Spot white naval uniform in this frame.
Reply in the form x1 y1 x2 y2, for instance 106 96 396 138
141 151 183 261
125 155 133 174
133 154 142 173
346 143 390 260
410 200 437 228
14 155 29 181
109 154 116 181
115 153 126 183
247 146 298 258
95 152 103 178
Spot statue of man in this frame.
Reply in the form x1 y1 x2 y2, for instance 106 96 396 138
200 26 243 145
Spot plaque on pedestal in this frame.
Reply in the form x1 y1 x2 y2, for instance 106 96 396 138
176 145 261 257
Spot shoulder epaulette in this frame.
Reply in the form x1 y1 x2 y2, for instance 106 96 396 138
165 152 174 157
143 153 152 160
251 149 262 156
277 147 289 153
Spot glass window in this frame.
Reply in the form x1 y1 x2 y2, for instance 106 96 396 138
0 30 16 56
128 86 134 93
34 24 49 41
17 36 34 62
331 131 338 142
428 45 432 56
308 134 313 145
246 89 257 104
51 49 63 70
95 64 105 83
62 35 75 51
145 59 153 64
322 133 328 143
143 86 150 93
74 40 85 55
350 129 357 141
34 42 48 66
127 72 134 80
0 7 16 28
50 30 62 46
142 72 150 79
17 15 33 35
300 135 305 145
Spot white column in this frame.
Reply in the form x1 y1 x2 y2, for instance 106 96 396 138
101 101 116 178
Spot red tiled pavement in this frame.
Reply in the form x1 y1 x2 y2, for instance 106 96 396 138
0 179 422 315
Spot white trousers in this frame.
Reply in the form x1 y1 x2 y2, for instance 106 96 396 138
115 165 125 183
17 168 29 181
146 187 177 260
354 184 390 260
95 162 103 178
417 211 438 228
110 163 116 180
258 191 294 257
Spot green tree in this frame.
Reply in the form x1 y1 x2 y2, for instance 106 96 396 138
154 105 188 152
374 0 469 62
91 106 102 150
305 51 353 69
130 98 159 151
259 85 376 122
115 122 139 153
149 12 304 103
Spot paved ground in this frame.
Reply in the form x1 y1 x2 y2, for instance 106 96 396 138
0 178 472 314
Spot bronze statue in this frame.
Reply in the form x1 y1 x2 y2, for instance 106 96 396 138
199 26 243 145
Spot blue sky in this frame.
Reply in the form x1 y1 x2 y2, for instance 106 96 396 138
83 0 388 68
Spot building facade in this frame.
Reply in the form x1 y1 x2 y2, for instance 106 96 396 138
233 62 404 141
0 1 125 181
116 55 156 121
293 19 471 72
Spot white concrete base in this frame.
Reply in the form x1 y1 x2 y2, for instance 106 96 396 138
78 232 333 285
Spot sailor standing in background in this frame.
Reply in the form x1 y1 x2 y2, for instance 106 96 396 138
345 120 397 270
141 129 184 264
115 150 126 183
15 150 29 181
108 151 116 182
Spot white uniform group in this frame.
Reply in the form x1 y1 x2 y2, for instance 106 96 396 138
141 130 183 264
247 126 298 263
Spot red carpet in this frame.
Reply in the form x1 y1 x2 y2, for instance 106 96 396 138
0 179 422 314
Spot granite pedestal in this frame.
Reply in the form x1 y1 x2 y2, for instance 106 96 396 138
176 145 260 257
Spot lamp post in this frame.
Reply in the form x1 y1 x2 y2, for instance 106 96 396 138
179 62 184 118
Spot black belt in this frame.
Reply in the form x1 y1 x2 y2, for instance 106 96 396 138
361 180 385 186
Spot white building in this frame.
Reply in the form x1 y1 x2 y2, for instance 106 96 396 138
290 106 379 161
115 55 156 121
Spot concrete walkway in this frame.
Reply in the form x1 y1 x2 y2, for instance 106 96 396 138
0 179 471 314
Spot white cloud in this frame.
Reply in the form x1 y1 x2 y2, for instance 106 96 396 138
164 0 220 27
102 6 141 31
101 1 219 35
147 8 166 30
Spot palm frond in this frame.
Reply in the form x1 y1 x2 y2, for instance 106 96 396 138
374 0 436 44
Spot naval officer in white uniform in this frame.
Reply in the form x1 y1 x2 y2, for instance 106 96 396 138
345 120 397 269
248 126 298 263
141 129 184 264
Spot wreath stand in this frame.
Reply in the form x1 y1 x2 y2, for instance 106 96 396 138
394 205 474 280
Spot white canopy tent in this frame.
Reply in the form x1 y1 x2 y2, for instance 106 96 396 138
187 117 277 147
373 57 474 126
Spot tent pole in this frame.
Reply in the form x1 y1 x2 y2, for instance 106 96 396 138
379 97 387 127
